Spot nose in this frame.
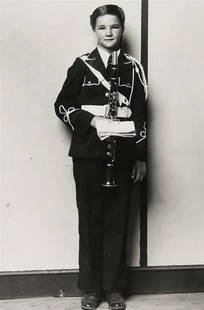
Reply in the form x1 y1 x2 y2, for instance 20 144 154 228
106 27 113 36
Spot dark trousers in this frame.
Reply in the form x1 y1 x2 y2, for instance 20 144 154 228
73 158 133 293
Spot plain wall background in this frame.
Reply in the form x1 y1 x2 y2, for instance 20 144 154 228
0 0 141 271
1 0 203 273
148 0 204 265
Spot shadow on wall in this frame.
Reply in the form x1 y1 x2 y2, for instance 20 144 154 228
125 30 146 264
127 182 141 266
146 97 153 205
122 37 136 55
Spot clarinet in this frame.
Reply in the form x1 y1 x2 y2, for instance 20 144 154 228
102 51 119 187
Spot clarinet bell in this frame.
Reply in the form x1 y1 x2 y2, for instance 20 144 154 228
102 164 118 187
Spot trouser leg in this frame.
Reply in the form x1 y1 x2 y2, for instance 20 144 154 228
103 160 133 292
73 159 133 293
73 159 105 292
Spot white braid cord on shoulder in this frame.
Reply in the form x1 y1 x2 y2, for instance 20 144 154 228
124 55 147 144
59 105 79 131
124 54 148 100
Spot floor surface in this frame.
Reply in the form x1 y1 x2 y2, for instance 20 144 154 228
0 293 204 310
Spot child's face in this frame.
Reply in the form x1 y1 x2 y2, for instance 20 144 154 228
94 14 123 52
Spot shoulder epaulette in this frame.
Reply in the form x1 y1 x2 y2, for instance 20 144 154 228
80 52 89 57
77 53 90 62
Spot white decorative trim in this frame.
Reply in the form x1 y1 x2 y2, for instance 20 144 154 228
79 55 129 107
82 76 100 86
136 122 146 144
118 77 132 88
123 60 132 64
59 105 79 131
128 66 135 105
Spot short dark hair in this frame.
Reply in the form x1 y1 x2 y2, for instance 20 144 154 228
90 5 125 30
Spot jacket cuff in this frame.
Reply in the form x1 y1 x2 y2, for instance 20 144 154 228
70 110 95 137
135 139 147 161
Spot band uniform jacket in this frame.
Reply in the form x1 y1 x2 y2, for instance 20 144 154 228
54 48 147 160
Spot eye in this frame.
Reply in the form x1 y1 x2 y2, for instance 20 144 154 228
97 26 105 30
111 25 120 29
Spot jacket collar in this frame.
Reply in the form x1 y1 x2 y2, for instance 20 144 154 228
86 48 107 77
85 48 132 77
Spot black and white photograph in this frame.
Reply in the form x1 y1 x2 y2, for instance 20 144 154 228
0 0 204 309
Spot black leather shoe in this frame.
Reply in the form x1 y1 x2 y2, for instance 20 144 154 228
81 292 100 310
107 292 126 310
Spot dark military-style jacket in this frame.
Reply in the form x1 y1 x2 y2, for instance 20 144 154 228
54 48 147 160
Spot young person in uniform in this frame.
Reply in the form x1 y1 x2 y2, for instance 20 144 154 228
54 5 147 310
